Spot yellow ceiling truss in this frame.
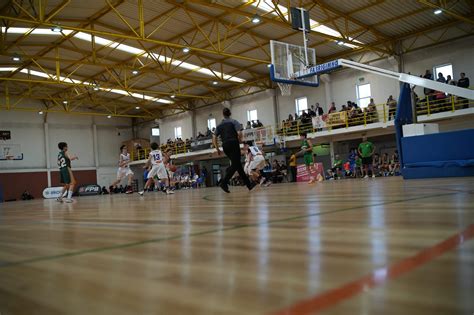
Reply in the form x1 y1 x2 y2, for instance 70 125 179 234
0 0 472 120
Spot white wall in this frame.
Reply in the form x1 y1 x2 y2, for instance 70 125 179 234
403 38 474 97
159 111 192 141
0 107 132 187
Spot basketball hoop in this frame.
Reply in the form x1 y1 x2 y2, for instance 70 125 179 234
277 82 292 96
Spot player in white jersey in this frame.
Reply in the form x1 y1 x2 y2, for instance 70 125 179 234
138 142 174 195
243 141 267 184
111 145 134 194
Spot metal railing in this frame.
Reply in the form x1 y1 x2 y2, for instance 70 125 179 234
415 95 472 116
130 99 472 160
278 103 391 137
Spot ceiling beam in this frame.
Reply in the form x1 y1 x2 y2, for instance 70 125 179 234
417 0 474 24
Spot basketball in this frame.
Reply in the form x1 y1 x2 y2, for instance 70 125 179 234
168 164 177 172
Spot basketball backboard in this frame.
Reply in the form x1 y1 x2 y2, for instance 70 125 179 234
269 40 319 88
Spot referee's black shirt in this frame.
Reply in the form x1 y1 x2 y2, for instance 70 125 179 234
215 118 242 144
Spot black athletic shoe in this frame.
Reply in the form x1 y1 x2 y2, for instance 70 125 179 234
219 183 230 193
247 182 257 191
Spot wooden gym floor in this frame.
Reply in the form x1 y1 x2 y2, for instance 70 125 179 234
0 177 473 315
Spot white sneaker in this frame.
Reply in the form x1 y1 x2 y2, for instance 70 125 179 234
138 191 144 196
364 175 369 179
372 174 376 178
166 189 175 195
64 198 74 203
56 197 63 203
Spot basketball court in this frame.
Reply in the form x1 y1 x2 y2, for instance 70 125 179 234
1 178 474 314
1 1 474 314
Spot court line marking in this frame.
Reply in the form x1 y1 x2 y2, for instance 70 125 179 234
0 193 455 269
271 223 474 315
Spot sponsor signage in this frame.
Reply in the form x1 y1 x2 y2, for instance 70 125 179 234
77 184 101 196
43 187 65 199
296 163 324 182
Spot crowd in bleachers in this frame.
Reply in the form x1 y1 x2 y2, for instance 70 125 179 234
415 70 470 114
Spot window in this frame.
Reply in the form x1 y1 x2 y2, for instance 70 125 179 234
434 64 453 82
174 126 182 139
151 128 160 136
356 83 371 108
295 97 308 115
247 109 258 122
207 118 216 130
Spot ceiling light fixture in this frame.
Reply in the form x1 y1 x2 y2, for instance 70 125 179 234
170 94 176 98
132 69 139 75
51 25 63 32
63 100 68 105
135 106 140 109
182 47 190 53
434 9 442 15
12 54 21 62
251 14 261 24
107 115 112 119
38 111 44 115
93 85 100 91
212 81 218 85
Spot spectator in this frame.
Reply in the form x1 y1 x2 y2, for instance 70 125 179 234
423 69 434 98
294 112 299 120
289 153 297 182
288 114 294 121
246 121 252 129
381 152 390 176
315 103 324 116
446 75 454 85
340 105 347 112
456 72 470 108
367 99 378 122
327 154 343 180
101 186 109 194
358 136 375 178
308 105 316 117
252 120 258 128
457 72 470 88
437 72 446 83
256 120 263 127
372 153 381 177
328 102 337 114
387 95 397 120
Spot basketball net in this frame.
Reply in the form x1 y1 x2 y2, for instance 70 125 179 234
277 82 292 96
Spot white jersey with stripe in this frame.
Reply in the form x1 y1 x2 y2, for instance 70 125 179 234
119 153 130 168
249 145 262 156
149 149 163 165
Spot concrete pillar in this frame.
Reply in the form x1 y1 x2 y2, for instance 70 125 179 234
320 74 332 112
44 122 51 187
92 124 99 168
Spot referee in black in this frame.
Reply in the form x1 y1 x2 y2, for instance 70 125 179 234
212 107 256 193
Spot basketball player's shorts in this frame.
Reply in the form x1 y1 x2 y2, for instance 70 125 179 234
148 163 168 180
59 167 74 184
248 155 265 172
304 153 313 166
117 167 134 180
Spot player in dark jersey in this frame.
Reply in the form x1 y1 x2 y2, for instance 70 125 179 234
57 142 78 203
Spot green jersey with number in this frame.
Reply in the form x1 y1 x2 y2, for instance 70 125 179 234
58 150 71 170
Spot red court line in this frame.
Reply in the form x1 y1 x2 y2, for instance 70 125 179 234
272 224 474 315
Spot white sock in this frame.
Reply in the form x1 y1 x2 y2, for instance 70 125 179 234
67 190 73 199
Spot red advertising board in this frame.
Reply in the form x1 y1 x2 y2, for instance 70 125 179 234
296 163 324 182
